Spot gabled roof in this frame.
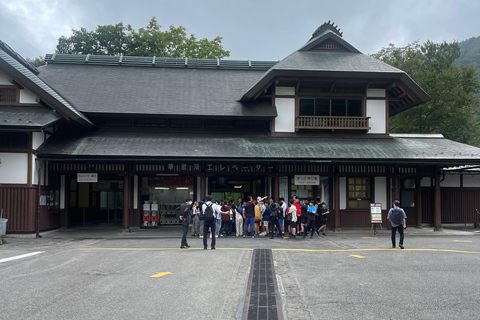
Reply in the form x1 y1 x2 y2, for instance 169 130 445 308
240 22 431 113
38 61 278 117
0 40 95 129
38 130 480 165
0 106 62 130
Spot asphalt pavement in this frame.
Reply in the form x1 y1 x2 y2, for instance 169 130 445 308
1 226 480 320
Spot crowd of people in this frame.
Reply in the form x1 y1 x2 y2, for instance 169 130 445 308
177 195 329 249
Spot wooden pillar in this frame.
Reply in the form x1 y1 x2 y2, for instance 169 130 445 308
334 172 341 231
434 171 443 231
274 176 280 202
394 173 400 202
200 175 206 200
123 173 130 231
415 178 423 228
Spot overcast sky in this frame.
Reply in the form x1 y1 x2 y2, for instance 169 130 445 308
1 0 479 61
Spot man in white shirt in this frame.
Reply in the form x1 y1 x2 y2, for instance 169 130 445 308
202 195 221 249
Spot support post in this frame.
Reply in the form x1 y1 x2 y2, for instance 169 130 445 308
416 178 423 228
334 172 341 232
123 173 130 232
434 171 442 231
274 176 280 202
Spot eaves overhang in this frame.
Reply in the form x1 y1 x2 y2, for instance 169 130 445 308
0 50 96 130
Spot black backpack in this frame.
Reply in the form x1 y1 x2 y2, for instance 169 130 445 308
270 206 278 220
390 207 403 225
204 203 214 222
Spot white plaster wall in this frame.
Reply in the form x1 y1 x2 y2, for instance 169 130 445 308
374 177 387 209
274 98 296 133
0 152 28 184
134 175 139 209
340 177 346 210
463 175 480 187
367 88 386 98
19 88 38 104
0 70 12 85
275 86 295 96
60 175 65 209
421 177 431 187
32 154 45 185
366 99 386 134
441 174 460 187
32 131 44 150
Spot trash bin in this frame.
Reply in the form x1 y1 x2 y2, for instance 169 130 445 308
0 218 8 237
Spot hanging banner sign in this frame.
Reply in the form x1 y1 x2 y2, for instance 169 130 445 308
294 175 320 185
77 173 98 183
370 203 382 223
148 176 193 187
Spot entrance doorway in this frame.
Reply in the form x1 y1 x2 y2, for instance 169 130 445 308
69 178 123 227
209 176 265 203
400 179 417 226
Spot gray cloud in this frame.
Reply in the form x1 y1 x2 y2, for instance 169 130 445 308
1 0 479 61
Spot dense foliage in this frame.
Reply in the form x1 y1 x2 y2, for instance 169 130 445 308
55 17 230 59
455 35 480 71
372 41 480 146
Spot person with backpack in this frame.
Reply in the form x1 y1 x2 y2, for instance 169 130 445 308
387 200 407 249
243 196 256 238
202 195 220 249
177 198 193 249
220 201 231 237
304 200 317 239
269 203 282 239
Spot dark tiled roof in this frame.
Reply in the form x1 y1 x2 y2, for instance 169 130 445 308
0 47 95 129
0 39 38 74
0 106 62 129
38 130 480 164
38 64 277 117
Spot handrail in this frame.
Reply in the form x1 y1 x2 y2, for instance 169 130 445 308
296 116 371 130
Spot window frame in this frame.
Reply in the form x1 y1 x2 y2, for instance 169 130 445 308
298 98 364 117
347 177 372 209
0 86 20 105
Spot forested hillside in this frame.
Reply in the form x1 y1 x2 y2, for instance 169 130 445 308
455 36 480 71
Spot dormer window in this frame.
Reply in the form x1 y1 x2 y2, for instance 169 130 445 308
299 98 362 117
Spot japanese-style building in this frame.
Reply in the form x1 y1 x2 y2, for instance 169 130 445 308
2 22 480 234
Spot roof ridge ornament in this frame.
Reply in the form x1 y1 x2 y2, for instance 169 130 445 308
311 20 343 40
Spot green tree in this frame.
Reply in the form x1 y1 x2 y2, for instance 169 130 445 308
56 17 230 59
372 41 480 145
25 56 46 67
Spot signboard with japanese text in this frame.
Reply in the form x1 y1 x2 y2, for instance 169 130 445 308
148 176 193 187
370 203 382 223
294 175 320 185
77 173 98 183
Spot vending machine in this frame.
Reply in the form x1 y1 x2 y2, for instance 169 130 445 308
151 200 158 227
142 200 151 227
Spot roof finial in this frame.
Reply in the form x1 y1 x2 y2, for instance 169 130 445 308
311 21 343 40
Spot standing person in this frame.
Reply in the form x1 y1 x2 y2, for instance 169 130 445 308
202 195 220 250
177 198 192 249
215 200 222 238
317 202 329 236
279 197 287 235
288 199 297 238
304 200 317 238
261 202 271 236
387 200 407 249
293 196 302 235
243 196 256 238
192 201 200 237
269 203 282 239
235 201 245 236
220 201 231 237
254 200 262 236
198 200 205 238
300 199 309 236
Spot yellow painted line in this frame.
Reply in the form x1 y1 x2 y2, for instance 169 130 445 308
349 255 365 258
150 272 172 278
362 237 378 239
453 240 472 243
76 248 480 254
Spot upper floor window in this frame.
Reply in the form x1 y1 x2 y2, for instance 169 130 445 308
0 132 29 148
299 98 362 117
348 177 371 209
0 87 18 104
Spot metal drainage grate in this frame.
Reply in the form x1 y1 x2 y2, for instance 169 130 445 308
242 249 283 320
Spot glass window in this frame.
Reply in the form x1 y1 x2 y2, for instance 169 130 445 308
331 99 346 116
347 177 371 209
347 100 362 116
299 99 315 116
315 99 330 116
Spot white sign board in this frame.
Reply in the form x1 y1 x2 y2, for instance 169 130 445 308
294 175 320 185
77 173 98 183
279 176 289 200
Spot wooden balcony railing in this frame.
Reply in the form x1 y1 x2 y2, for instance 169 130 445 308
296 116 371 130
